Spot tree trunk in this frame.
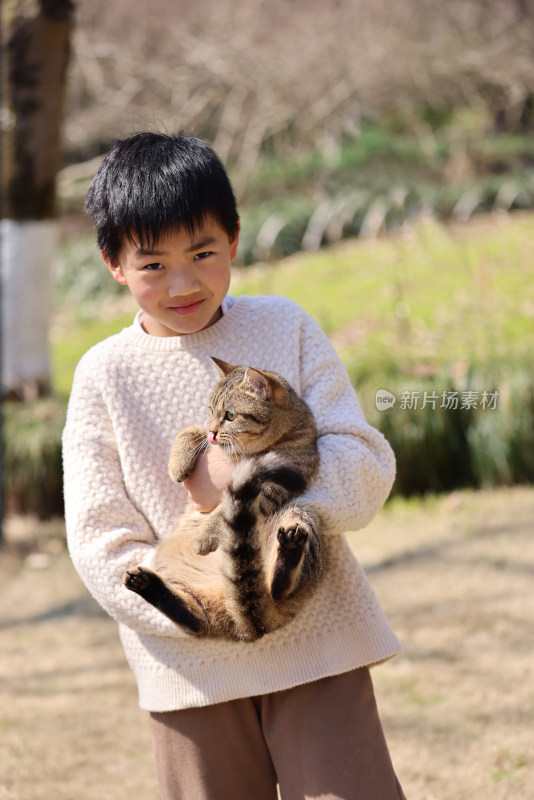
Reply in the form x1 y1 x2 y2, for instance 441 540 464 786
1 0 74 400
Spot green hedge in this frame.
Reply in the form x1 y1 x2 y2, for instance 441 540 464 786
3 366 533 519
3 398 66 518
357 367 534 496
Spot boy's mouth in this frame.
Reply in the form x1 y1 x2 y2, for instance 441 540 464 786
169 299 205 316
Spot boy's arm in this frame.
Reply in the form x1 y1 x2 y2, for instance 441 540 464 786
298 311 396 535
63 369 190 638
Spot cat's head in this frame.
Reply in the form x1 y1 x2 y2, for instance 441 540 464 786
206 357 293 456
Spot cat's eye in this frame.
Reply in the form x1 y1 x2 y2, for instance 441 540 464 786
225 411 237 421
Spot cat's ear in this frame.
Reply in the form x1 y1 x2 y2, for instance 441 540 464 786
244 369 291 408
244 368 271 400
211 357 238 376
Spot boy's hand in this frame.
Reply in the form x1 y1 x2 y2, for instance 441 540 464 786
183 447 235 512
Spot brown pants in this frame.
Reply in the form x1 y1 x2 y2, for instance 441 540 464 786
150 667 406 800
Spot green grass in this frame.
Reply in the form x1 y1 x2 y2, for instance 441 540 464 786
51 212 534 398
236 212 534 372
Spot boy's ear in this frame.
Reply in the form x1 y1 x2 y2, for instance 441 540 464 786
229 222 240 261
101 250 128 286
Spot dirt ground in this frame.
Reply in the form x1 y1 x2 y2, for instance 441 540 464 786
1 486 532 800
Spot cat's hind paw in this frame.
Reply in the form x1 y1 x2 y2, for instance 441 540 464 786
124 566 206 633
124 565 154 594
271 522 313 601
277 524 308 551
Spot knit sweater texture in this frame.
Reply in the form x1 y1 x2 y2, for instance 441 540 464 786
63 294 401 712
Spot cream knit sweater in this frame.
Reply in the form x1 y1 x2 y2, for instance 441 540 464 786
63 294 400 712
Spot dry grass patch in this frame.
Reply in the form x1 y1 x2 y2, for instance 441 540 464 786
351 487 534 799
1 487 533 799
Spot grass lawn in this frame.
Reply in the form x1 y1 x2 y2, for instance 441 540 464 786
235 212 533 376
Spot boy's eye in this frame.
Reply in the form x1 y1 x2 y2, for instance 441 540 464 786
194 251 213 261
225 411 237 421
143 262 164 272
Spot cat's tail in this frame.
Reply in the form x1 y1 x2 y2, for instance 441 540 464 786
221 453 305 637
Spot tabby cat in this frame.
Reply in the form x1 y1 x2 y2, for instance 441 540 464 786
124 357 322 642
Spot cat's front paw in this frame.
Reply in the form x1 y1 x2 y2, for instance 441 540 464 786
277 524 308 551
170 464 194 484
192 532 220 555
168 425 206 483
169 454 196 484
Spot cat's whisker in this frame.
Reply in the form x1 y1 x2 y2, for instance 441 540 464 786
232 436 246 460
225 437 243 463
220 443 233 462
219 441 236 463
192 438 210 459
191 435 208 451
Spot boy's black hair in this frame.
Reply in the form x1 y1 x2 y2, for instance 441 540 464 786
84 132 240 262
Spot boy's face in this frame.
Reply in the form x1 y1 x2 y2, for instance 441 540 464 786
104 219 239 337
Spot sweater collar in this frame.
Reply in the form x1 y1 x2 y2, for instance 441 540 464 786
121 294 247 351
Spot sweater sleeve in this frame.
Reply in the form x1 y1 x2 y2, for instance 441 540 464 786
297 310 396 535
62 357 190 638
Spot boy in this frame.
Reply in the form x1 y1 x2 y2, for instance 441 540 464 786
63 131 406 799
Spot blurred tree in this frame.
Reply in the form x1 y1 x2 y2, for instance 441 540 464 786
1 0 74 400
62 0 534 174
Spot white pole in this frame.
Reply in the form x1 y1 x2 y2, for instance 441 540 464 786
1 219 58 398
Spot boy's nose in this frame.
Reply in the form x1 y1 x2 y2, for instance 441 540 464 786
167 271 200 297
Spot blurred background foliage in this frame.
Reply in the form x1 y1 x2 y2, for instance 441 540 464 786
4 0 534 516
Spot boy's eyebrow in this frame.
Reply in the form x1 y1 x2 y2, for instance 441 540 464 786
135 247 168 256
185 235 217 253
134 236 218 257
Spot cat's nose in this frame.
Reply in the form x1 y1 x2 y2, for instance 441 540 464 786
208 431 218 444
